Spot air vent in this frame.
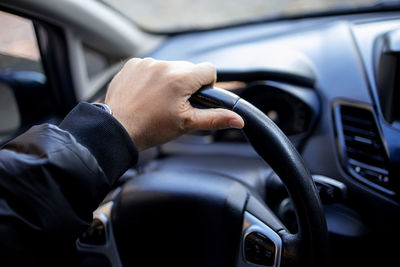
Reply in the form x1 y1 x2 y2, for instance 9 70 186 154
336 104 394 195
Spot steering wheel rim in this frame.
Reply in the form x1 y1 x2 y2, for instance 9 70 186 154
78 86 329 267
191 86 329 267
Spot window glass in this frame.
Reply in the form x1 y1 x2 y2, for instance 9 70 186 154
0 11 42 73
0 10 45 142
83 44 110 79
0 83 20 137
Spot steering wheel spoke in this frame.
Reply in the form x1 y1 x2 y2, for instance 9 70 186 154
76 201 122 267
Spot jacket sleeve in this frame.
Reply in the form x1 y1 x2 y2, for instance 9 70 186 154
0 102 138 266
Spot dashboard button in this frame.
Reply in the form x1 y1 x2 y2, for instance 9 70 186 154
79 218 106 246
244 232 275 266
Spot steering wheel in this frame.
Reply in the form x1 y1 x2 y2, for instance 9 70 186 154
77 86 329 267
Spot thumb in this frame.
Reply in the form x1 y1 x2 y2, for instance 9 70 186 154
186 108 245 131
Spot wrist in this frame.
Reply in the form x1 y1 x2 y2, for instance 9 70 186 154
91 102 112 115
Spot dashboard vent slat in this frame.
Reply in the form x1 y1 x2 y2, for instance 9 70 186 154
336 104 393 195
342 125 376 137
341 114 373 126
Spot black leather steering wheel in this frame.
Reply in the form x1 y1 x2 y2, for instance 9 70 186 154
83 86 329 267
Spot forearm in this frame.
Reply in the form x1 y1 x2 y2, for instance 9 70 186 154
0 103 138 266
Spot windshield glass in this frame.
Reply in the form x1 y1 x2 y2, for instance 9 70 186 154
101 0 398 32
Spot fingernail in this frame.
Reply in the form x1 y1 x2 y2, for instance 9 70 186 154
229 119 243 129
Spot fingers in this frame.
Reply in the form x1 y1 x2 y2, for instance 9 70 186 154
185 108 244 131
191 62 217 92
186 62 243 131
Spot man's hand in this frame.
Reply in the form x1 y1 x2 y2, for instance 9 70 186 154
105 58 244 151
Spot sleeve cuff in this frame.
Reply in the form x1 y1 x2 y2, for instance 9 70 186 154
59 102 138 184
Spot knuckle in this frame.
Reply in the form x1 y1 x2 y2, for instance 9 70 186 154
208 117 220 129
155 60 169 71
203 62 216 72
141 57 155 66
125 57 140 67
142 57 154 62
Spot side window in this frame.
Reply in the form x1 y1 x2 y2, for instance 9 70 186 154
0 10 47 142
83 44 112 80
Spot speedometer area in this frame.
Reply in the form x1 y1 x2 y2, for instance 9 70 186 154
241 82 315 136
214 80 320 146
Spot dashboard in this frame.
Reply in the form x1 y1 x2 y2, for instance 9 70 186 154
147 11 400 266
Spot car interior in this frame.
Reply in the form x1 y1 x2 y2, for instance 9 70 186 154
0 0 399 267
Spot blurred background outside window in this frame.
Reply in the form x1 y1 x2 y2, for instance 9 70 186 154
0 11 42 73
101 0 381 32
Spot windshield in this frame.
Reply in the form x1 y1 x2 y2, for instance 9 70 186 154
101 0 399 32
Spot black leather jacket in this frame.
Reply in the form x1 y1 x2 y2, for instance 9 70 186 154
0 103 138 266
